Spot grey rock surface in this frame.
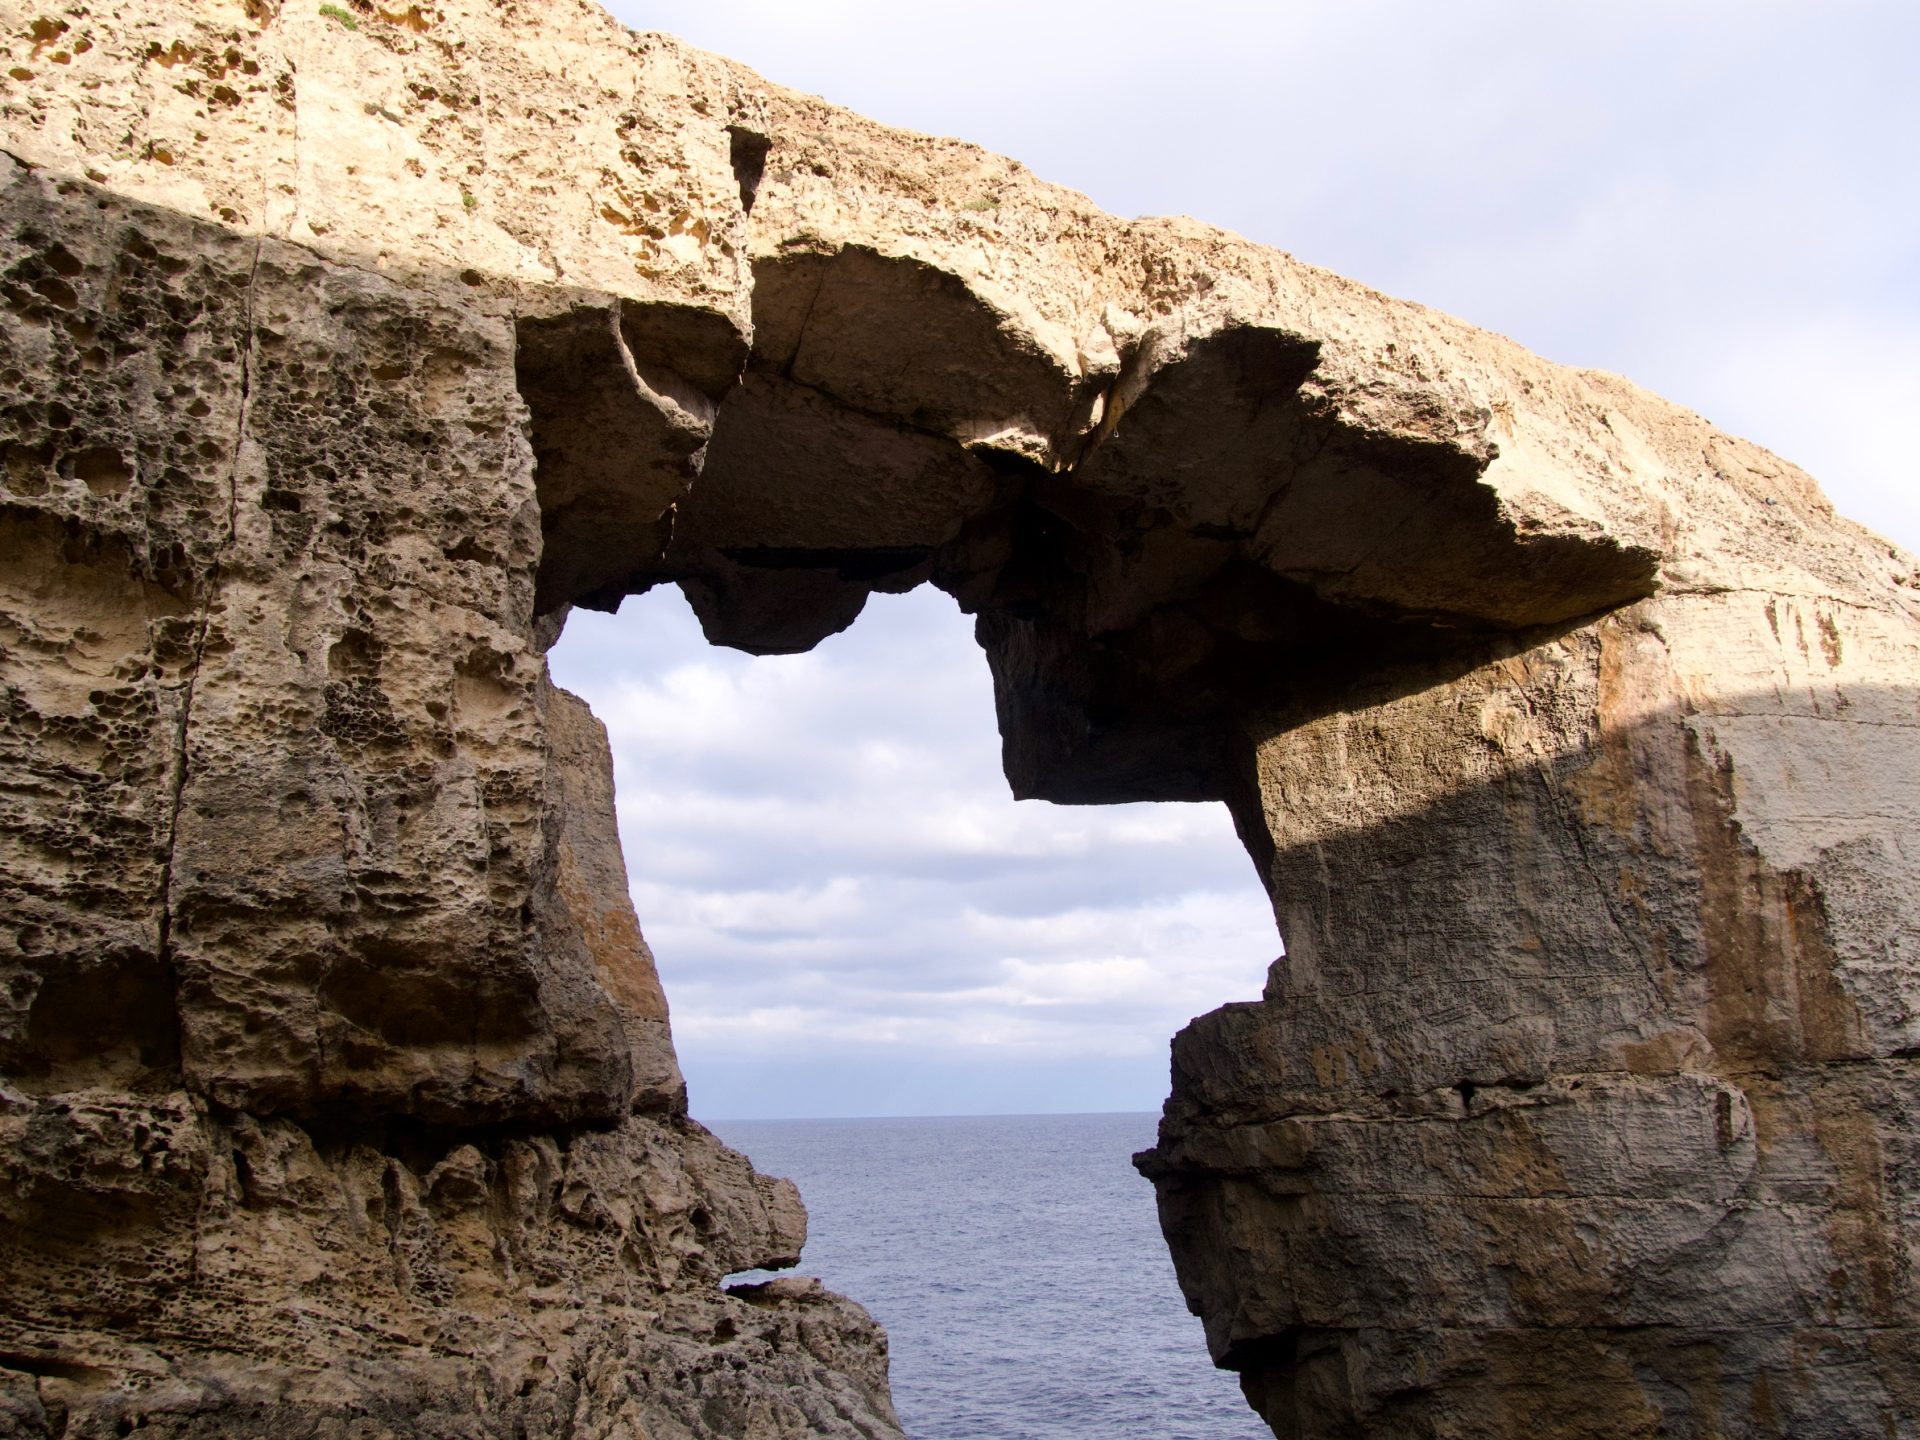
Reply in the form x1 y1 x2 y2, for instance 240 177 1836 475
0 0 1915 1436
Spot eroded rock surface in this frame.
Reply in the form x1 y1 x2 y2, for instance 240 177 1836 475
0 0 1915 1436
0 4 893 1434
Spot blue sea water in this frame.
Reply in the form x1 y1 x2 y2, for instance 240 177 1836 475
712 1112 1270 1440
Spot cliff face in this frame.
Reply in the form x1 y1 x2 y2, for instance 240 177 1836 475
0 2 1915 1437
1140 560 1920 1436
0 3 896 1435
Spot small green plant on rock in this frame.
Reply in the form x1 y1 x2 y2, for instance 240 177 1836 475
319 4 359 30
962 195 1001 213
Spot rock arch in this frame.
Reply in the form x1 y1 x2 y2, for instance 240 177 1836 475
0 2 1914 1437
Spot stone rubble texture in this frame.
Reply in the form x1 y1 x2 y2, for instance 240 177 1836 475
0 1 1915 1437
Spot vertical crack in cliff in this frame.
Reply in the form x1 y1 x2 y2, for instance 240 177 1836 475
154 233 265 1045
781 258 831 384
726 124 771 215
1064 328 1157 475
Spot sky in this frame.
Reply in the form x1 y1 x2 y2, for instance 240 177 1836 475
555 1 1920 1119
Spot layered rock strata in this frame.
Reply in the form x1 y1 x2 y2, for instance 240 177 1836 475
0 1 1915 1437
0 4 898 1434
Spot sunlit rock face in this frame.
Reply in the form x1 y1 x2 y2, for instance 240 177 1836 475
0 3 890 1435
1 1 1916 1436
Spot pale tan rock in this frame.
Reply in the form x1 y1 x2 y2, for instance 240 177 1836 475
0 0 1915 1437
545 683 685 1112
0 4 890 1432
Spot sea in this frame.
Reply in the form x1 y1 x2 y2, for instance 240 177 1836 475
712 1111 1270 1440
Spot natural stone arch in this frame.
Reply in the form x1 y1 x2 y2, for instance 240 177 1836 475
519 259 1659 809
516 215 1920 1438
0 3 1914 1438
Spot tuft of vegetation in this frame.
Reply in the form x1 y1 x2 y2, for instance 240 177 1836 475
461 188 477 213
961 195 1001 213
318 4 359 30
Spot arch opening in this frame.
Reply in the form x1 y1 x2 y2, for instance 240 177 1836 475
514 262 1670 1434
547 579 1281 1432
546 580 1277 1118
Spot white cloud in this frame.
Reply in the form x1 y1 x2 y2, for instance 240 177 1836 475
552 587 1281 1113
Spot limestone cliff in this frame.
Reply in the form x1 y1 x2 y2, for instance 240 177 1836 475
0 3 898 1435
0 1 1914 1437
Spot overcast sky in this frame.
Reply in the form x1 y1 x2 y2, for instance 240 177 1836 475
557 1 1920 1119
